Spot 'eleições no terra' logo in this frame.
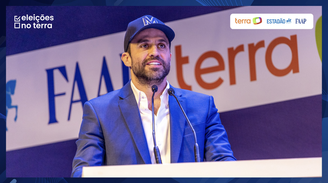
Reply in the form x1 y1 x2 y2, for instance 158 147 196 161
14 14 54 29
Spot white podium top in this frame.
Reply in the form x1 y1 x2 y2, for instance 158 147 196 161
82 157 321 178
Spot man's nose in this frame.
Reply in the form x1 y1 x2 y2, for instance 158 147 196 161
149 45 159 57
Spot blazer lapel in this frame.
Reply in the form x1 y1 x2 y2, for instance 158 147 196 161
169 86 187 163
118 82 151 164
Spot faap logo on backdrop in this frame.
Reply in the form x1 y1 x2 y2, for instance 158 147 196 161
6 6 321 151
46 57 129 124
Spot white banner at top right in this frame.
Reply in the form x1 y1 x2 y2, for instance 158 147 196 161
231 13 313 29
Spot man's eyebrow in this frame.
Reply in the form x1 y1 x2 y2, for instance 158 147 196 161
137 38 149 44
135 36 169 44
158 38 169 44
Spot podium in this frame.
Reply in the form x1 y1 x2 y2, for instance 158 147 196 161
82 157 321 177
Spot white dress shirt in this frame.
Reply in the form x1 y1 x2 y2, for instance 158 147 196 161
130 80 171 164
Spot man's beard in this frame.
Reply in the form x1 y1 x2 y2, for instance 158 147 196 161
131 56 170 85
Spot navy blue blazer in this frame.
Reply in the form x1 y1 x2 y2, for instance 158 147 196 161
72 82 236 177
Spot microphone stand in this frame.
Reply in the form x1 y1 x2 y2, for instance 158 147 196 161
168 88 201 162
151 85 162 164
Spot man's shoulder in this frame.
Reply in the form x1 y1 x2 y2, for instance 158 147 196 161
87 82 132 106
173 87 211 99
87 89 122 106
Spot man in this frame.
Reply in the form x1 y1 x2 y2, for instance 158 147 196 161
72 15 236 177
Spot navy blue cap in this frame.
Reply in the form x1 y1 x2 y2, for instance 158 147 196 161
124 15 175 52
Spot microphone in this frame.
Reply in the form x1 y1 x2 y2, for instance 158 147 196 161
168 88 201 162
151 85 162 164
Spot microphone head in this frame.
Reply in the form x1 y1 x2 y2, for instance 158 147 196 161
152 85 158 93
168 88 175 96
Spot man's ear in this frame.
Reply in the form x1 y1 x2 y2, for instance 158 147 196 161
121 52 132 68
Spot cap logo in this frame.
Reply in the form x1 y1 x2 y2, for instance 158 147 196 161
142 16 158 26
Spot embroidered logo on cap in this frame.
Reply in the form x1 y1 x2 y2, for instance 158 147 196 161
142 16 158 26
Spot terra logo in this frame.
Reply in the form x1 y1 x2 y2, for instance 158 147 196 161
253 17 262 25
235 18 251 24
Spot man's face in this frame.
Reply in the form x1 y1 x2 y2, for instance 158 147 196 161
127 28 171 84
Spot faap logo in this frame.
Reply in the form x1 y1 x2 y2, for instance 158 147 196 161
296 18 307 24
13 14 54 29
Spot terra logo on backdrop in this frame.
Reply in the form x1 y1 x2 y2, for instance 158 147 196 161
14 14 54 29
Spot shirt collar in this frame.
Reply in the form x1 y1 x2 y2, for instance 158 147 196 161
130 80 170 108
